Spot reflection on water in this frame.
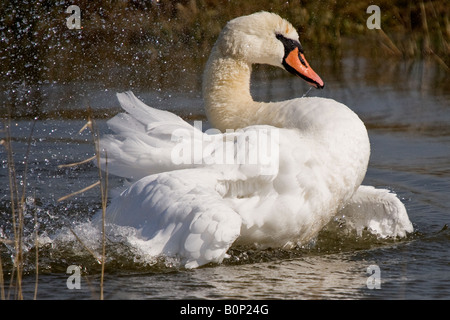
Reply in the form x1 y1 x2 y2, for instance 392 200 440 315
1 30 449 119
105 254 373 300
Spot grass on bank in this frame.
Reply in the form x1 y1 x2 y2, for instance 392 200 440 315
1 1 448 99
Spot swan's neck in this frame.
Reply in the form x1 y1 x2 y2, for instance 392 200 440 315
203 50 264 131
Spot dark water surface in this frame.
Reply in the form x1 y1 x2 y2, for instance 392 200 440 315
1 41 449 300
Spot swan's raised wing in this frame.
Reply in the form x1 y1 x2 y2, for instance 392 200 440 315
100 91 280 182
339 185 413 238
99 169 242 268
99 91 198 180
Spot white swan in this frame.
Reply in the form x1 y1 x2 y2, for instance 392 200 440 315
96 12 413 268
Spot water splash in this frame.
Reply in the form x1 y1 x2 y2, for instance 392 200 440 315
302 87 313 98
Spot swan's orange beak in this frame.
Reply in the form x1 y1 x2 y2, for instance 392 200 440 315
285 48 324 89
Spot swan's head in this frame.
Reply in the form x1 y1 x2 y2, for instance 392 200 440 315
217 11 324 89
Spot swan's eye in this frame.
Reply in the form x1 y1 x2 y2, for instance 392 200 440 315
275 33 304 55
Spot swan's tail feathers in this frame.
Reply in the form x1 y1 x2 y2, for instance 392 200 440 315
98 170 242 268
340 185 413 238
98 91 195 180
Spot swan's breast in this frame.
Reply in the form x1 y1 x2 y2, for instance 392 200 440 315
270 97 371 202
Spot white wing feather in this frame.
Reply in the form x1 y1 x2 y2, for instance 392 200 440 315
340 185 414 238
99 92 196 180
100 169 242 268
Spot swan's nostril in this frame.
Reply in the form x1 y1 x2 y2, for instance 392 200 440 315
298 53 307 67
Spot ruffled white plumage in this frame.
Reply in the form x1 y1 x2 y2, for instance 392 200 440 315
96 91 413 268
103 169 242 268
340 185 412 238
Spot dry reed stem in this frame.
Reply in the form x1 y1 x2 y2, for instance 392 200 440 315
33 202 39 300
57 180 101 202
377 29 402 57
57 110 107 300
1 114 37 299
0 250 4 300
86 111 107 300
57 155 97 169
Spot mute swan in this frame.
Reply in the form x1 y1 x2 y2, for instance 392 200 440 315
96 12 413 268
